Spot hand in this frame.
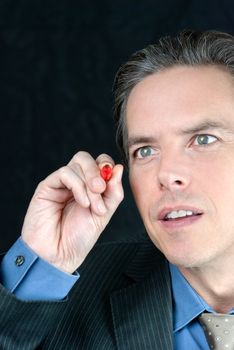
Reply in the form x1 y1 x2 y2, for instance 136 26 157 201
21 151 124 273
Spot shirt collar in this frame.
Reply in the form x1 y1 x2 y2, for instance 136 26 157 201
169 263 211 332
169 263 234 333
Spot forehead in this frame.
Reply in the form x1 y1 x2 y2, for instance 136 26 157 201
126 66 234 136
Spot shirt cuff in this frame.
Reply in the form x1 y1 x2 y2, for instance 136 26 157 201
0 238 79 301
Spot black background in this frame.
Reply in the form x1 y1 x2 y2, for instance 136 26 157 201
0 0 233 251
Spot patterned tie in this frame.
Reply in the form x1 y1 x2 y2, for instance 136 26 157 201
199 313 234 349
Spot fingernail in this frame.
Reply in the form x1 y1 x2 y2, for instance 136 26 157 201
92 177 104 189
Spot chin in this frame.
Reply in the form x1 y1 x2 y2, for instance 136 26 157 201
147 229 218 268
163 248 211 268
161 243 210 268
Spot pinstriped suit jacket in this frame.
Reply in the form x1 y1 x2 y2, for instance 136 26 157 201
0 238 173 350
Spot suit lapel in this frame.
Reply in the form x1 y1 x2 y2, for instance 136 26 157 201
110 243 173 350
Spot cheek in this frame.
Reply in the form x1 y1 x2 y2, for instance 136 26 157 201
209 167 234 215
198 156 234 197
192 156 234 226
129 172 143 205
129 168 155 214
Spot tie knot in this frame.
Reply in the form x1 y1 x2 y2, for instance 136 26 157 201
199 313 234 349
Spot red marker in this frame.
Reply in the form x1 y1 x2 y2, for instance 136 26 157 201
100 164 113 182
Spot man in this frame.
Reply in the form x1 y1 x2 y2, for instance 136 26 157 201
1 30 234 349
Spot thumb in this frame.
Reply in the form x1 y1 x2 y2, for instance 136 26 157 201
102 164 124 213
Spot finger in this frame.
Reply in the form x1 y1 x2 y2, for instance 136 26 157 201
88 163 124 216
86 186 107 215
102 164 124 214
96 153 115 168
36 166 90 208
67 151 119 216
68 151 106 193
68 162 107 215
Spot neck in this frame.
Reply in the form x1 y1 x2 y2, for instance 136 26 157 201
179 253 234 314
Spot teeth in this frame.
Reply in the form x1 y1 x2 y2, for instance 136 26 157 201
165 210 194 220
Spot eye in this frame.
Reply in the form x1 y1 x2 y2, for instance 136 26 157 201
193 134 218 146
134 146 156 159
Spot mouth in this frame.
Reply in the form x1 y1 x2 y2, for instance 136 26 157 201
159 208 203 222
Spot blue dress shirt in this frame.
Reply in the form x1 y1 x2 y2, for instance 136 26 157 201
169 263 234 349
0 238 79 301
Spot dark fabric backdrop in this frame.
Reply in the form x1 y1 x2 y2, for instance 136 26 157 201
0 0 233 251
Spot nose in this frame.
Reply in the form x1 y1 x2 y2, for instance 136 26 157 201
157 151 191 191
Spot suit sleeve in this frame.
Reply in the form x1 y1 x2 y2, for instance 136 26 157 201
0 283 71 349
0 238 79 349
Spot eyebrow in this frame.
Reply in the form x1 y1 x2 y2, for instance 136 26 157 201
127 120 232 150
180 120 231 135
127 136 158 149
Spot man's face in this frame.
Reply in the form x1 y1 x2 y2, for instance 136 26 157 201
127 65 234 268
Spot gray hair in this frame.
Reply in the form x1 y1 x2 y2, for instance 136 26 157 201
113 29 234 165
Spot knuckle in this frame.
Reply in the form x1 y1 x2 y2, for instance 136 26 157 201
68 162 81 174
34 179 49 198
35 180 45 192
72 151 90 162
58 166 69 177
